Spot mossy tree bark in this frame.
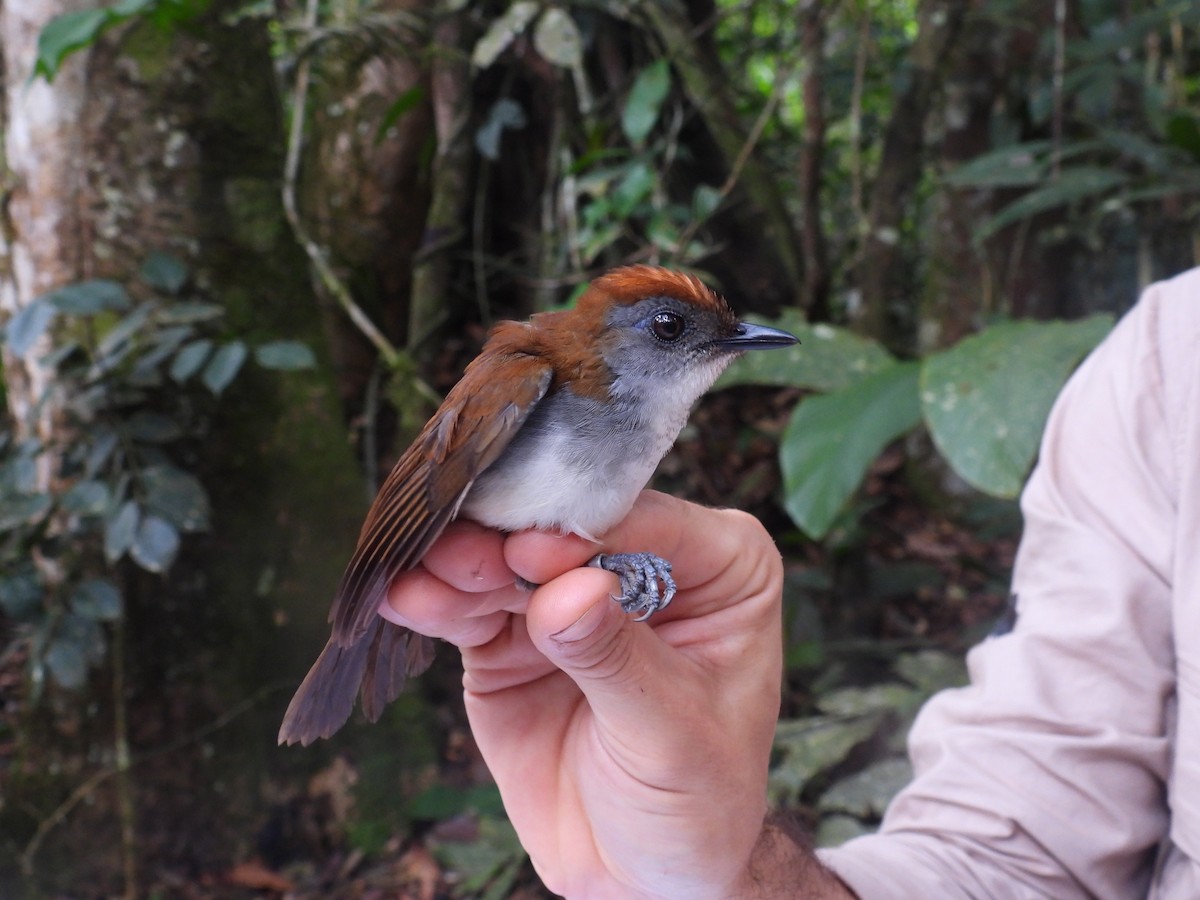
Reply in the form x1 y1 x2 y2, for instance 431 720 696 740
1 1 365 891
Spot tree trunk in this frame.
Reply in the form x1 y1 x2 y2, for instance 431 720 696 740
857 0 967 351
799 0 831 320
0 0 93 490
1 2 366 891
640 0 806 311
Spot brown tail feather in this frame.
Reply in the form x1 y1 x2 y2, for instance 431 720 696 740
278 618 435 745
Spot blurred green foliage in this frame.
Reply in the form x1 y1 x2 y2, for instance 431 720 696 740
0 255 312 696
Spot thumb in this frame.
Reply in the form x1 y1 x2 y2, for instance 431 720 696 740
525 568 676 723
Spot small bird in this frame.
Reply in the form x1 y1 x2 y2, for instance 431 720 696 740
279 265 797 745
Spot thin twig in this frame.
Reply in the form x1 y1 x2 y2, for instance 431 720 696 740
670 58 798 264
281 0 402 370
113 617 137 899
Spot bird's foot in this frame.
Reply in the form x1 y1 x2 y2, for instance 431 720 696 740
587 553 676 621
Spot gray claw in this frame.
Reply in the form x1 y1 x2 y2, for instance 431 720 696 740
588 552 676 621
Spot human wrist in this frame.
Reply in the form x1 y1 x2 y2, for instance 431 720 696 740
731 814 856 899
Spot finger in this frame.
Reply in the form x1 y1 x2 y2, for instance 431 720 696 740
382 566 523 647
506 492 781 620
521 567 709 763
422 520 515 592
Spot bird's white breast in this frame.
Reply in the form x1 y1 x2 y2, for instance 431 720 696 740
459 357 729 539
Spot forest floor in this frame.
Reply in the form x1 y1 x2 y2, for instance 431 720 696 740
0 387 1017 899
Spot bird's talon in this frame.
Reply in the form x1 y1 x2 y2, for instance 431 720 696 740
588 551 676 622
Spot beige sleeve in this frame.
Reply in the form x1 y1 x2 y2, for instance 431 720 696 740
821 277 1190 898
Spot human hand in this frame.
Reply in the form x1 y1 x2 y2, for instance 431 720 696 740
383 491 797 898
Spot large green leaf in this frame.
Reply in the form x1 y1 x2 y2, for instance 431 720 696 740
35 8 110 80
0 493 53 531
71 578 123 622
129 514 180 573
202 340 247 395
944 140 1052 188
975 167 1128 242
140 250 189 294
770 714 883 800
104 500 140 563
622 60 671 144
254 340 315 370
35 0 161 81
717 311 894 393
49 279 131 315
141 463 210 532
780 362 921 540
920 316 1113 498
170 339 213 382
4 298 56 358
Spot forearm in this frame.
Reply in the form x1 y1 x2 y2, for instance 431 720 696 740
733 815 856 899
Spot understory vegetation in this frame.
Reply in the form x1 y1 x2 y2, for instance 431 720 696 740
2 0 1198 895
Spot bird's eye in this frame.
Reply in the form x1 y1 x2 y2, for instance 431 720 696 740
650 311 686 342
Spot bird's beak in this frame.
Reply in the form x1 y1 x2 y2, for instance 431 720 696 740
713 321 799 352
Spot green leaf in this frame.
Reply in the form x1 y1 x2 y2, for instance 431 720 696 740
975 167 1129 242
254 340 316 371
622 60 671 144
61 479 111 515
131 333 190 383
105 500 141 563
770 714 883 800
71 578 122 621
376 86 425 141
49 279 131 315
130 514 180 573
818 757 913 817
140 250 189 294
141 464 210 532
85 428 120 476
46 613 107 688
0 493 54 531
156 301 223 324
920 316 1113 497
96 306 151 357
45 636 89 689
780 363 922 540
815 814 872 848
611 161 655 218
533 7 582 69
430 815 525 896
202 340 247 395
1166 112 1200 161
0 571 43 620
407 783 505 820
125 411 184 443
943 140 1051 188
35 9 110 80
170 339 213 382
4 298 57 358
718 312 895 393
691 184 722 221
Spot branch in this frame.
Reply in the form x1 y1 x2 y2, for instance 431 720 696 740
281 0 403 370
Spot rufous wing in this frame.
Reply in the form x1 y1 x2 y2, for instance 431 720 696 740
330 352 554 646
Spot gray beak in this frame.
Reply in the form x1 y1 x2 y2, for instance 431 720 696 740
713 321 799 352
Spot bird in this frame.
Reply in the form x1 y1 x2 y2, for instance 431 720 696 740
278 265 798 745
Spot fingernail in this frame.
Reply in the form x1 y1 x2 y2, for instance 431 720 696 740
550 601 607 644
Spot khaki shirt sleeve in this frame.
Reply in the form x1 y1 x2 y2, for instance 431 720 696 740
821 278 1187 898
